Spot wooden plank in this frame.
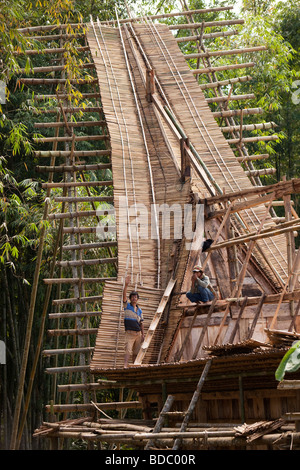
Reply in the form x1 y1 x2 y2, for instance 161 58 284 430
134 278 177 365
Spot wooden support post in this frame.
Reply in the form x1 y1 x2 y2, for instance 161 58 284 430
192 298 218 359
144 395 175 450
247 293 266 339
228 296 248 344
172 360 212 450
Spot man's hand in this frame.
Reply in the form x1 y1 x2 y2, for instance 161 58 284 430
125 275 130 286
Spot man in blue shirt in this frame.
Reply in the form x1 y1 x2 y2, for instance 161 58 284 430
123 276 144 368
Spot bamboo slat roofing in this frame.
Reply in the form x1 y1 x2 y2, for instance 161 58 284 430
87 21 291 373
93 348 291 395
131 22 288 289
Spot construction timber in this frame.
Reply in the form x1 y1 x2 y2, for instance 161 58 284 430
13 3 300 451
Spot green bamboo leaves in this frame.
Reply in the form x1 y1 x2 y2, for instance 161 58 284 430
275 340 300 382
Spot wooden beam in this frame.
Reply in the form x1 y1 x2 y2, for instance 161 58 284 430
200 178 300 206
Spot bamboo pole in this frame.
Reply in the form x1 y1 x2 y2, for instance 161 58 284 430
192 62 255 74
173 360 212 450
177 29 239 42
199 75 252 90
169 19 244 30
186 45 267 59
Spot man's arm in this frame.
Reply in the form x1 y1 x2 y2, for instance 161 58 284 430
123 275 130 303
140 321 145 340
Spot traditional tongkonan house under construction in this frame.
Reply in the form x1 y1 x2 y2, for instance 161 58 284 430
12 3 300 450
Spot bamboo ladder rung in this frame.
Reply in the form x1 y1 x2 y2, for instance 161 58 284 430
47 328 98 337
43 181 113 189
19 63 95 74
48 207 114 219
48 311 101 319
42 347 94 356
52 295 103 305
44 277 116 284
55 257 117 267
36 163 112 173
192 62 255 74
34 150 111 158
54 196 114 203
34 134 109 143
62 241 117 251
34 120 105 128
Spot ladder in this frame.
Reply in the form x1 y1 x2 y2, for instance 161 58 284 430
134 278 177 365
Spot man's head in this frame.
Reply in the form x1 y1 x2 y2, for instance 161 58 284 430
129 291 139 304
193 265 204 276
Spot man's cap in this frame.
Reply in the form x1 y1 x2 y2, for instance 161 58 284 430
193 265 203 272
